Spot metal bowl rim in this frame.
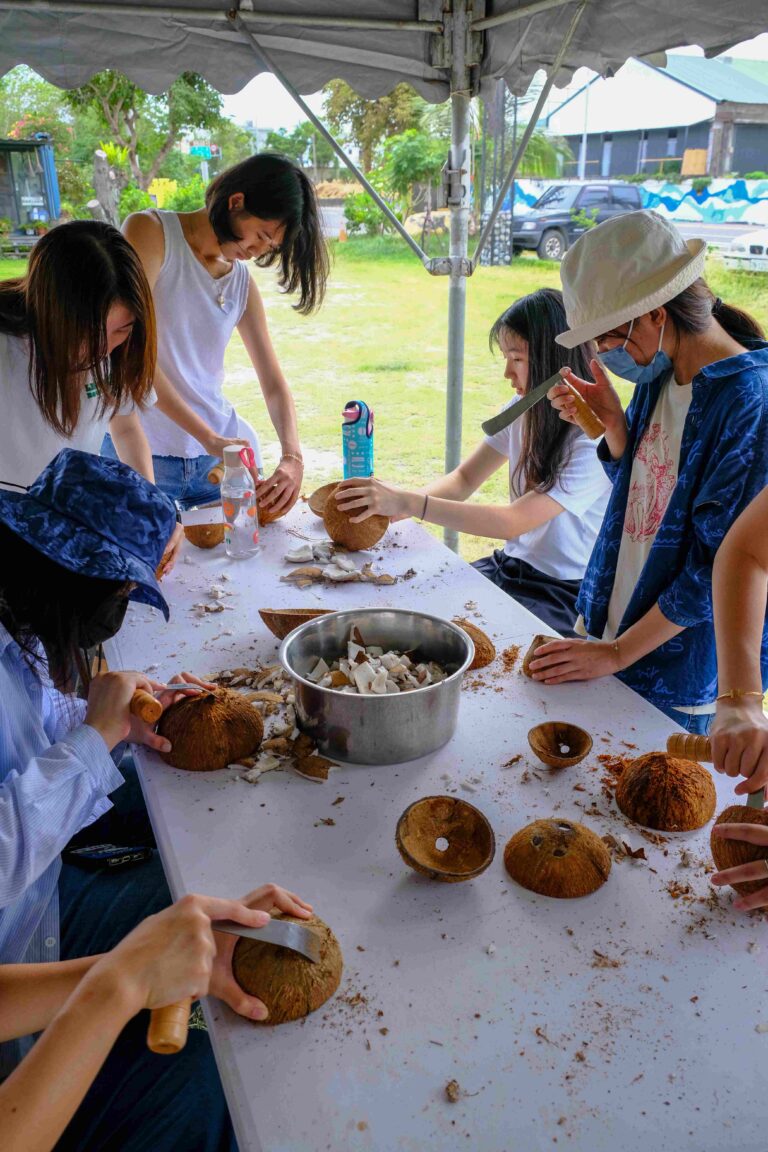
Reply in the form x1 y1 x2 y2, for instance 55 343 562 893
278 607 475 699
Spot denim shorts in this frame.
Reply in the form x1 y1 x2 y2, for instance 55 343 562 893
101 435 220 511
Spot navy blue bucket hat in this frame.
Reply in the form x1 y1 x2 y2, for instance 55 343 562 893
0 449 176 619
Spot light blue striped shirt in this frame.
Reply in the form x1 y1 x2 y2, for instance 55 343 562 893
0 622 123 1075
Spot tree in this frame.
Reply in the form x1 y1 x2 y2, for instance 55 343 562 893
323 80 421 172
265 122 339 173
63 71 224 191
383 129 446 219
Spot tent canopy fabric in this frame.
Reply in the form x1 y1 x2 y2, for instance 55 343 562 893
2 1 767 101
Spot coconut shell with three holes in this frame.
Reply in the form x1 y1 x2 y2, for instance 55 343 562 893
232 915 343 1025
615 752 716 832
504 818 611 898
711 805 768 895
323 494 388 551
452 619 496 670
157 687 264 771
522 634 554 678
183 523 225 549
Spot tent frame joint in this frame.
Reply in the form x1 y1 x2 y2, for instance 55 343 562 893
426 255 473 277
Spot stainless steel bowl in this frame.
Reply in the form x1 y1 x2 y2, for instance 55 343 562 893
279 608 475 765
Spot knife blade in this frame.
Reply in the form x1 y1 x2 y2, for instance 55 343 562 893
481 370 565 437
212 917 321 963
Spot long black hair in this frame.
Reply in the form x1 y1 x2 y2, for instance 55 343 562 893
664 277 764 344
489 288 595 496
0 523 128 689
206 153 329 315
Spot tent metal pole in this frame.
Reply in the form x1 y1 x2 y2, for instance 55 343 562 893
471 0 587 269
229 11 432 266
443 0 472 553
472 0 578 31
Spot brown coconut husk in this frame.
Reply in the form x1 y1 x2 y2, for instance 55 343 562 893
522 634 554 678
504 818 611 898
184 523 225 549
528 722 593 769
258 608 334 640
157 687 264 771
232 914 343 1025
615 752 716 832
711 805 768 895
452 618 496 670
258 502 288 526
396 795 495 883
323 494 388 551
307 482 340 518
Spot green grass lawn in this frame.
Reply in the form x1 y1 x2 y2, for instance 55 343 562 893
3 242 768 562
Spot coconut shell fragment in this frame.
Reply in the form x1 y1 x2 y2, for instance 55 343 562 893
452 618 495 670
157 687 263 772
522 634 555 678
504 818 611 898
183 523 225 549
232 915 343 1025
711 806 768 895
259 608 333 640
615 752 716 832
323 495 388 551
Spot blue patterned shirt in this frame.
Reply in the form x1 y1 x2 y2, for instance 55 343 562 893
0 624 123 1075
577 342 768 713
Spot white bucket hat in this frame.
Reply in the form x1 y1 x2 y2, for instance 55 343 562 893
555 210 707 348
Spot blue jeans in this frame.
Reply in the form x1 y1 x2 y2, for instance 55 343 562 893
666 708 713 736
101 435 220 511
56 756 236 1152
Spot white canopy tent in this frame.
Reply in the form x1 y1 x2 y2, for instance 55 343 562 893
2 1 767 547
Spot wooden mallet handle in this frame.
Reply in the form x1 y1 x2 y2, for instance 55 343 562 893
563 383 606 440
667 732 712 762
147 999 192 1055
207 462 225 485
130 690 162 726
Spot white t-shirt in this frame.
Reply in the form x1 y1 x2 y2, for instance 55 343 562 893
0 331 155 487
483 399 611 582
604 375 692 641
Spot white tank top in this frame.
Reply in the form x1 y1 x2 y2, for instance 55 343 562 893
139 210 262 462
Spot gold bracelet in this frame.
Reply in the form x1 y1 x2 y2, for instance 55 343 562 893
716 689 764 702
281 452 304 466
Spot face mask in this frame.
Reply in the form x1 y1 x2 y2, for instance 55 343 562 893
599 319 672 385
78 597 129 649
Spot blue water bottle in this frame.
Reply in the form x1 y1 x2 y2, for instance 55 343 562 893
342 400 374 478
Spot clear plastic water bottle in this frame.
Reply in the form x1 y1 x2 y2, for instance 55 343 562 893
221 445 260 560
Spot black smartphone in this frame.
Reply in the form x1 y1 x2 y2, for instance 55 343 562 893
64 843 153 871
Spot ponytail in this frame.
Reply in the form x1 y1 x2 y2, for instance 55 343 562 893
665 278 764 343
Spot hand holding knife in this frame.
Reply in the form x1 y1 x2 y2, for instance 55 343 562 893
481 369 605 440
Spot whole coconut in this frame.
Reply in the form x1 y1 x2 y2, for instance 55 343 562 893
504 818 611 898
323 494 388 551
711 805 768 895
258 502 288 526
157 687 263 771
453 618 496 670
615 752 716 832
232 914 343 1025
184 523 225 549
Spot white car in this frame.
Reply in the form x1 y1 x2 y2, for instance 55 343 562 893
723 227 768 273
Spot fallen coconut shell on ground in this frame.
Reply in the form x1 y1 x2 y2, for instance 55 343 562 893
157 687 264 771
452 618 495 670
323 493 388 551
396 795 495 882
522 634 555 678
615 752 716 832
528 722 593 768
504 818 611 898
711 805 768 895
232 914 343 1025
307 481 340 518
259 608 334 640
183 523 225 549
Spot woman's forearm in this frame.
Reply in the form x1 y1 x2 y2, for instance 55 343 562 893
0 956 102 1041
422 468 479 502
108 419 154 483
409 490 561 540
260 379 301 456
616 603 685 669
603 417 629 462
0 965 137 1152
713 537 767 695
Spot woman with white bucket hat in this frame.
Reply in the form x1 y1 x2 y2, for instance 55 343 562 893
526 210 768 732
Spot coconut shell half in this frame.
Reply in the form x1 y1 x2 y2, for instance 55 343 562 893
307 482 339 518
259 608 334 640
615 752 716 832
157 687 264 771
184 523 225 549
504 818 611 898
232 914 343 1025
323 494 388 551
711 805 768 895
452 618 496 670
528 722 593 769
396 795 495 882
522 634 555 678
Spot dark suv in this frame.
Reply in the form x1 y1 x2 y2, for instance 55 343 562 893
512 180 642 260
